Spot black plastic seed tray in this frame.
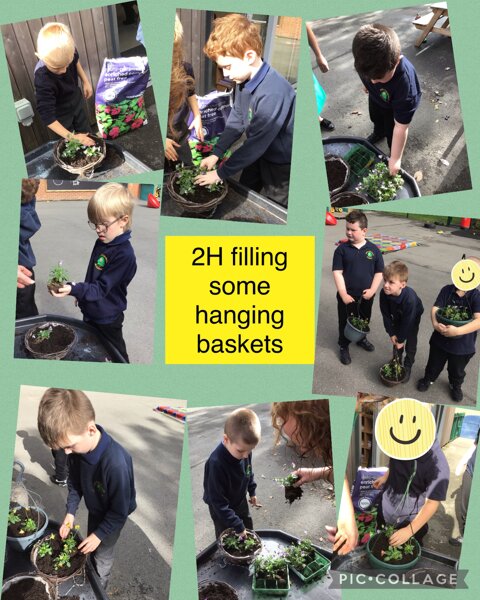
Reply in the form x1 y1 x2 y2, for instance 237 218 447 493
161 177 287 224
15 314 127 363
196 528 339 599
323 135 421 200
3 521 108 599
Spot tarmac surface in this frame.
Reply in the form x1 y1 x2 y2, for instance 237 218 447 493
10 386 185 600
20 197 160 364
310 5 472 197
313 212 480 406
189 402 337 555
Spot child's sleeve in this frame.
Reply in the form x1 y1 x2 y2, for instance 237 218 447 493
216 92 294 180
247 454 257 498
65 457 83 516
212 100 245 161
424 447 449 502
34 72 58 126
379 292 394 336
332 246 344 272
395 293 417 343
205 461 246 533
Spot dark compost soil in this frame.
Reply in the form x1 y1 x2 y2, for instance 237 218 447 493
284 485 303 504
47 280 65 294
326 158 348 193
36 533 85 578
7 507 45 537
331 192 368 208
370 532 419 565
28 326 75 354
173 179 223 205
3 579 50 600
198 581 238 600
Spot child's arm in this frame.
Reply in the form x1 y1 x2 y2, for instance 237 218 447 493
306 23 329 73
187 95 204 141
389 498 439 546
76 60 93 99
389 121 409 176
165 138 181 161
61 459 83 539
46 121 94 146
325 477 358 555
362 271 384 300
379 292 395 339
438 312 480 337
333 270 355 304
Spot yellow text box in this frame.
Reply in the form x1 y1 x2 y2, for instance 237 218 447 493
165 236 315 364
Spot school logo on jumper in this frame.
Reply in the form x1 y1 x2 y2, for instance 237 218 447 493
245 464 252 476
365 250 374 260
95 254 108 270
248 107 253 122
380 89 390 102
94 480 106 495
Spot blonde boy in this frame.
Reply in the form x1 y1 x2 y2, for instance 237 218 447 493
203 408 262 539
34 22 94 145
37 388 136 589
379 260 424 382
194 14 295 207
52 183 137 362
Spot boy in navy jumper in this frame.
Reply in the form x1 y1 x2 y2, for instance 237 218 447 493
379 260 424 382
195 14 295 207
52 183 137 362
37 388 136 589
203 407 262 540
417 281 480 401
332 210 384 365
352 24 421 175
34 22 94 146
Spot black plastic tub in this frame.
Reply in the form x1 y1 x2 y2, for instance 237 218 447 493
323 136 421 201
3 520 108 600
161 177 287 224
197 529 339 599
25 140 151 180
15 315 127 363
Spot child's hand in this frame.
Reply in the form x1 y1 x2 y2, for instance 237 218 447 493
200 155 219 170
388 156 401 176
249 496 263 508
373 474 388 489
82 80 93 99
389 526 412 547
51 285 72 298
59 514 75 539
390 335 398 345
292 467 319 486
165 138 180 161
17 265 34 288
341 292 355 305
316 54 329 73
362 288 375 300
78 532 101 554
440 325 459 338
189 115 205 141
195 170 221 186
72 133 95 147
238 529 247 538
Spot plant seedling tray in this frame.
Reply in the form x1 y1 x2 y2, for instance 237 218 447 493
323 136 421 201
25 140 151 180
290 551 330 583
343 144 377 178
14 314 127 363
252 565 290 596
197 529 339 599
3 521 108 600
161 177 287 224
331 544 458 588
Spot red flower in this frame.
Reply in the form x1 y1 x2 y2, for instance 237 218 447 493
102 132 107 139
357 514 365 522
104 106 111 114
360 533 371 545
125 113 135 123
110 107 122 116
109 126 120 139
138 96 144 108
364 515 373 523
131 118 144 129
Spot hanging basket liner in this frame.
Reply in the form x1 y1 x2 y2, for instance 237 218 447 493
198 580 239 600
167 171 228 214
53 134 106 178
217 528 262 566
325 155 350 196
331 191 369 210
24 322 77 360
31 533 87 584
2 573 54 600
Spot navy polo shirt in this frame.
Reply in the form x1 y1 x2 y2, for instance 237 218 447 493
332 240 384 296
430 284 480 355
379 286 424 343
361 56 421 124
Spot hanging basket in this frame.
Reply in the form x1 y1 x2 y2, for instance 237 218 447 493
31 533 87 584
167 171 228 215
198 580 239 600
436 307 473 327
379 362 407 387
2 573 54 600
53 134 106 178
344 317 370 342
217 528 262 566
366 533 421 570
325 155 350 197
24 322 77 360
331 191 369 209
6 506 48 552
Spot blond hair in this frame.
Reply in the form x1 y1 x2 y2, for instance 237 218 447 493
38 388 95 448
224 408 261 446
204 14 263 60
36 22 75 69
384 260 409 282
88 183 134 230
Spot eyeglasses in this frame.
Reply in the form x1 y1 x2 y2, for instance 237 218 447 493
87 216 125 232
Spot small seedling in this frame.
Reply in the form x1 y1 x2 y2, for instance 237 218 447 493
222 532 258 554
48 262 69 286
439 305 471 321
36 329 52 341
53 550 72 570
349 316 370 331
38 541 53 558
83 146 102 158
285 539 316 571
22 517 38 533
403 540 415 556
175 163 223 196
382 524 396 539
381 358 404 381
8 509 21 525
274 474 299 487
61 135 84 160
250 554 288 582
382 545 403 562
356 162 404 202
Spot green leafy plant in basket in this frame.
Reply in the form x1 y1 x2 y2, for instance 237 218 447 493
349 316 370 332
356 162 404 202
175 164 222 196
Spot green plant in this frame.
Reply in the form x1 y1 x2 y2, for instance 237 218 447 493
38 541 53 558
273 474 299 487
380 358 404 381
382 545 403 562
250 554 288 582
439 305 471 321
285 539 315 571
175 164 223 196
53 550 72 570
356 162 404 202
382 524 396 539
349 316 370 331
22 517 38 533
61 135 83 159
48 262 69 285
36 329 52 341
222 532 257 553
8 509 21 525
63 531 78 555
403 540 415 556
83 145 102 158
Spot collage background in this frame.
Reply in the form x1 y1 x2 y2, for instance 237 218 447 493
0 0 479 598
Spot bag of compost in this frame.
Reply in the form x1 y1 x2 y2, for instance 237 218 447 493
188 90 232 165
95 57 149 139
351 466 388 512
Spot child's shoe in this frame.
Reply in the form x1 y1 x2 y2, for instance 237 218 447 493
320 117 335 131
403 365 411 383
417 378 432 392
367 130 385 144
339 346 351 365
50 475 67 487
357 338 375 352
449 383 463 402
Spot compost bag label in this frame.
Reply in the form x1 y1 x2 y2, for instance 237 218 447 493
165 236 314 364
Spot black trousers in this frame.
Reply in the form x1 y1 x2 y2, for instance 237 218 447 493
16 268 39 320
209 496 253 540
376 497 428 546
369 96 394 149
56 87 91 134
51 448 69 480
424 341 474 388
395 313 422 369
337 292 375 347
240 158 290 207
89 314 129 363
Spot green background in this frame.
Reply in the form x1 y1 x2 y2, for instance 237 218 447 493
0 0 478 598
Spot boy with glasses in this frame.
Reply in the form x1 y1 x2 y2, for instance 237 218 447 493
52 183 137 362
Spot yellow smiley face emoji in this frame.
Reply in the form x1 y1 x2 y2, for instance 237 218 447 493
374 398 435 460
451 256 480 291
